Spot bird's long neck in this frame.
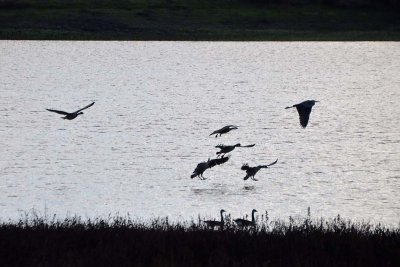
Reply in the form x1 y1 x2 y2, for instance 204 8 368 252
220 211 224 223
252 211 256 222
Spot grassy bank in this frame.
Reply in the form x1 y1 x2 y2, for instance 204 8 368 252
1 212 399 266
0 0 399 40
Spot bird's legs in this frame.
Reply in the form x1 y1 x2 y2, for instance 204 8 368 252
251 176 258 181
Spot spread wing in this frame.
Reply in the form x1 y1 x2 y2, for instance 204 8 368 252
208 156 230 168
74 102 95 113
215 144 226 149
295 105 312 128
240 144 255 148
266 159 278 167
46 109 69 115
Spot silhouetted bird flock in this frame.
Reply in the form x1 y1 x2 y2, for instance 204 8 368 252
194 100 319 227
46 99 319 228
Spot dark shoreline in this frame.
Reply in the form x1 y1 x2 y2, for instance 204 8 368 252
1 0 399 41
1 213 399 266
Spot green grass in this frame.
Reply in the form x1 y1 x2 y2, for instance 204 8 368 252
1 0 399 40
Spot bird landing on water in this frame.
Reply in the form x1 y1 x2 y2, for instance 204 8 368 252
285 100 319 128
241 159 278 181
191 155 230 180
215 143 255 158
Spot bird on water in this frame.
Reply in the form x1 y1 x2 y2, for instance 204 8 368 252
46 102 95 120
210 125 238 137
241 159 278 181
215 143 255 158
285 100 319 128
204 209 226 229
234 209 258 227
191 155 230 180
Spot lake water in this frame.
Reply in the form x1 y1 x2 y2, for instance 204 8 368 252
1 41 399 225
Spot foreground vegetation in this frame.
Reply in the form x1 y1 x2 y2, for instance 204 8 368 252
1 0 399 40
1 211 399 266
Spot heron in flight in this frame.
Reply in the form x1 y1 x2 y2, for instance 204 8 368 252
241 159 278 181
285 100 319 128
204 209 226 229
191 155 230 180
234 209 257 227
215 143 255 158
210 125 238 137
46 102 95 120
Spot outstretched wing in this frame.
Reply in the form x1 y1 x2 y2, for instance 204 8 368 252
215 144 225 149
208 156 230 168
226 125 238 129
266 159 278 167
295 105 312 128
46 109 69 115
240 144 255 148
74 102 95 113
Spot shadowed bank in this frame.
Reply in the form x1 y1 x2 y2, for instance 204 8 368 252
0 212 399 266
0 0 399 40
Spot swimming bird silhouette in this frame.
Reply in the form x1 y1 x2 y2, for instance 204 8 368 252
234 209 257 227
46 102 95 120
215 143 255 157
204 209 226 229
191 155 230 180
241 159 278 181
210 125 238 137
285 100 319 128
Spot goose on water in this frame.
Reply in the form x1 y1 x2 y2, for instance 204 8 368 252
215 143 255 157
191 155 230 180
204 209 226 229
46 102 95 120
210 125 238 137
234 209 257 227
241 159 278 181
285 100 319 128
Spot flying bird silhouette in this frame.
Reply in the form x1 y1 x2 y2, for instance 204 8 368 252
215 143 255 157
285 100 319 128
46 102 95 120
234 209 257 227
241 159 278 181
210 125 238 137
204 209 226 229
191 155 230 180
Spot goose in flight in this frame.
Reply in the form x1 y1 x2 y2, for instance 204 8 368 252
234 209 257 227
46 102 95 120
191 155 230 180
241 159 278 181
204 209 226 229
285 100 319 128
210 125 238 137
215 143 255 158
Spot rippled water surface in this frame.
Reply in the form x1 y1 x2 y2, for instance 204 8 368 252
1 41 399 225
